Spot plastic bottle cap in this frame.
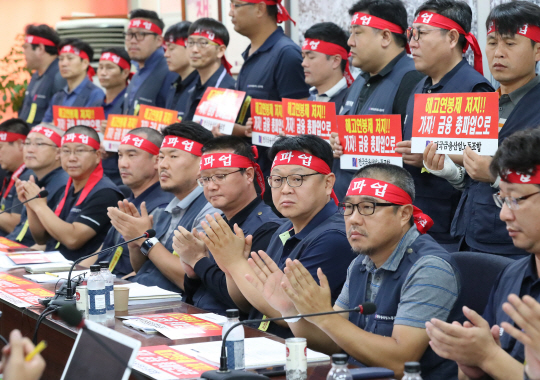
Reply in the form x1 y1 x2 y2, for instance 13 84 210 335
226 309 239 318
99 261 109 268
331 353 348 365
404 362 421 373
90 264 101 272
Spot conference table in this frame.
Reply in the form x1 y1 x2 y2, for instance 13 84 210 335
0 268 391 380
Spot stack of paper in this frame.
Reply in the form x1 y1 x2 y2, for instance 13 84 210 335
120 283 181 300
23 270 89 283
0 251 71 270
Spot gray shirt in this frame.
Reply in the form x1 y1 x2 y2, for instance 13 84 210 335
499 75 540 121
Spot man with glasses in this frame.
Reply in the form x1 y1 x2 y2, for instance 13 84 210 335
183 18 236 122
123 9 178 115
199 135 355 337
19 126 123 261
244 163 461 379
172 136 282 314
10 125 68 247
425 127 540 380
107 122 220 293
394 0 493 251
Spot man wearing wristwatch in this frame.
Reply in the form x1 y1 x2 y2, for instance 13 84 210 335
108 121 220 293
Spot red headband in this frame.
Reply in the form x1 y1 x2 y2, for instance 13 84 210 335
59 45 89 61
501 167 540 184
61 133 100 150
351 13 410 54
120 134 160 155
413 11 483 74
168 35 186 47
100 52 131 71
30 126 62 147
161 135 203 156
25 35 55 47
200 150 266 197
271 150 338 204
346 178 434 234
240 0 295 25
190 30 232 75
487 22 540 44
302 39 353 87
0 132 26 143
128 18 163 35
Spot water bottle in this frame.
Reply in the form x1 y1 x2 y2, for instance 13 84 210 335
222 309 245 370
326 354 352 380
87 264 106 323
403 362 423 380
99 261 115 318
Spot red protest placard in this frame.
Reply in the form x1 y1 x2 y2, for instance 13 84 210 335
282 99 336 140
251 99 283 147
0 237 28 252
137 105 179 131
103 114 140 152
0 274 55 308
411 92 499 155
337 115 403 170
133 345 217 380
131 313 222 340
193 87 246 135
52 106 105 132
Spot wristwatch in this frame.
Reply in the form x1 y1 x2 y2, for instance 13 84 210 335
140 237 160 256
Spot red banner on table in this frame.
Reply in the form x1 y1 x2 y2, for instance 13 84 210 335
337 115 403 170
103 114 140 152
282 99 336 140
129 313 222 340
251 99 283 147
193 87 246 135
0 274 55 308
7 253 52 265
0 237 28 253
133 345 217 380
52 106 105 132
137 105 179 131
411 92 499 155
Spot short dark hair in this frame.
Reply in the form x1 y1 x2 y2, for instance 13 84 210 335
24 24 59 56
161 121 213 146
202 135 256 161
266 5 279 22
304 22 350 73
58 38 94 61
349 0 408 48
164 21 192 42
269 135 333 170
129 9 165 32
127 127 164 148
100 47 130 69
65 125 100 143
490 128 540 188
188 18 230 47
0 118 30 137
486 1 540 47
415 0 472 51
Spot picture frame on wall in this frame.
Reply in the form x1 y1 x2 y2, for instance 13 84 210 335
182 0 222 21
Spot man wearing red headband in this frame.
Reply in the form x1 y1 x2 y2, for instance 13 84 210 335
98 47 131 118
123 9 178 115
108 122 220 293
10 125 68 247
395 0 494 251
0 119 33 235
183 18 236 122
426 128 540 380
245 163 461 379
173 136 282 314
20 24 66 126
330 0 424 201
20 126 123 261
42 39 105 124
302 23 350 106
164 22 198 120
200 135 355 336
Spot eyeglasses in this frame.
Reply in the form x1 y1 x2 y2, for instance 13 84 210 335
267 173 323 188
123 32 157 41
493 191 540 210
186 39 219 49
197 169 243 187
406 27 442 42
338 201 397 216
23 141 57 149
60 148 96 157
230 1 256 9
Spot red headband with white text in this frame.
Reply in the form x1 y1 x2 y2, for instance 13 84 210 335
346 178 434 234
240 0 296 25
302 39 353 87
161 135 203 156
168 35 186 47
501 167 540 184
61 133 100 150
487 22 540 44
100 52 131 71
59 45 89 61
351 12 410 54
25 35 55 47
31 126 61 147
128 18 163 35
271 150 338 205
413 11 483 74
0 132 26 143
120 134 160 155
190 30 232 75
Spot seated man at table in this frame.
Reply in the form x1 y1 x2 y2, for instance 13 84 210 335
425 127 540 380
173 136 282 314
107 121 220 293
199 135 356 337
19 125 124 261
245 163 461 379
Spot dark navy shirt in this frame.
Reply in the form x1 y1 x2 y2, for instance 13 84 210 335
165 70 199 120
103 87 127 118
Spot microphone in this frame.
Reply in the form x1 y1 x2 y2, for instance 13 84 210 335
49 229 156 307
0 189 48 215
201 303 377 380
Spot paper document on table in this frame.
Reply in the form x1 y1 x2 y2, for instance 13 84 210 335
23 270 89 283
0 251 70 270
120 283 181 299
24 262 74 273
